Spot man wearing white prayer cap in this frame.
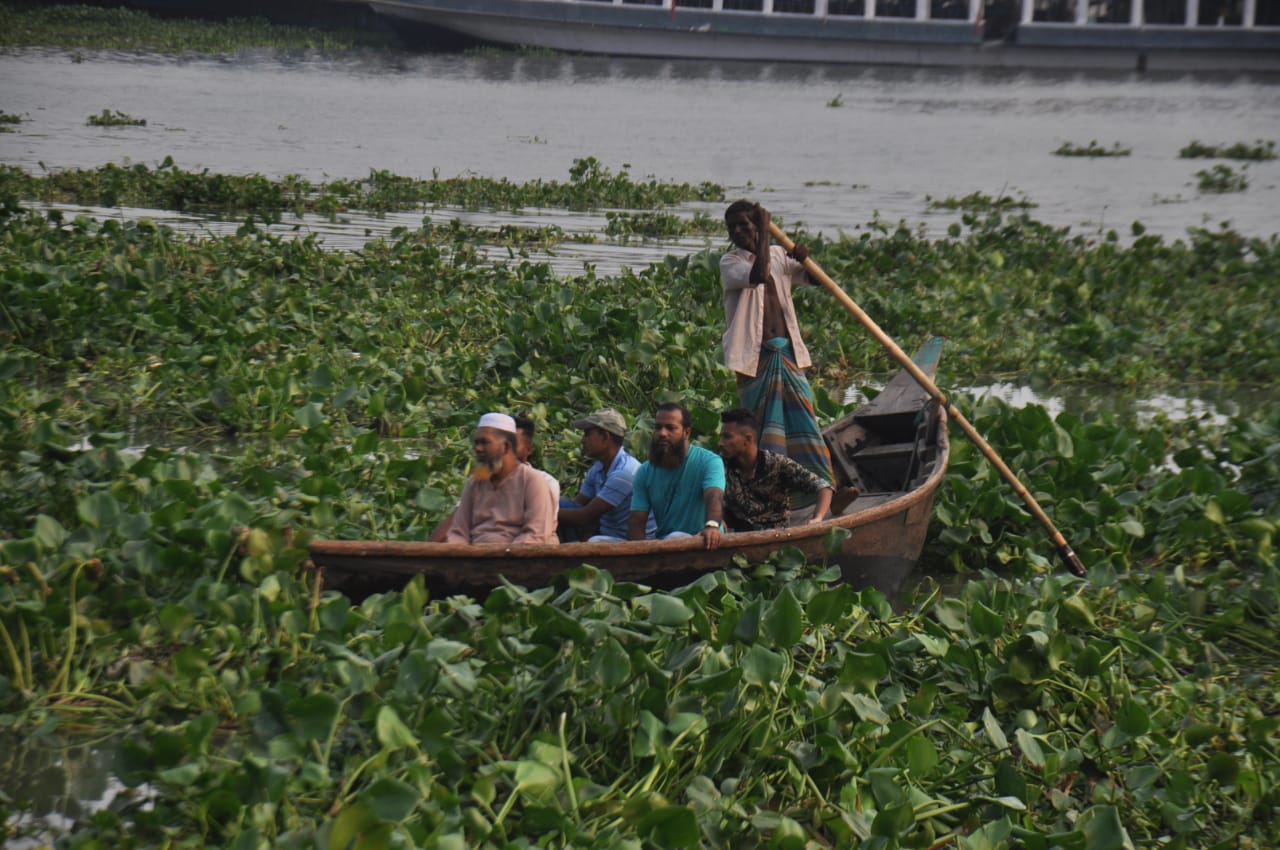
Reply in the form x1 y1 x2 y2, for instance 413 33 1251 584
445 412 558 545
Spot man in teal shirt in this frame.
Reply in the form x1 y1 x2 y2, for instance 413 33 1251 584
629 402 726 550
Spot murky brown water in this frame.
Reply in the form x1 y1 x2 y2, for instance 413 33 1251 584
3 47 1279 244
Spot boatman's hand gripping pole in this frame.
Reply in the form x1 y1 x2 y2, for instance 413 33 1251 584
769 222 1087 578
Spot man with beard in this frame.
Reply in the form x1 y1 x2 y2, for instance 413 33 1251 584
628 402 726 549
720 201 835 489
445 412 558 545
719 407 834 532
430 415 558 542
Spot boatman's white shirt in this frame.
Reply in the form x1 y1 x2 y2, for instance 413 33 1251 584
720 245 813 378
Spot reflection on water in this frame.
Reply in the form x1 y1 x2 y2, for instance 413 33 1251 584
842 372 1277 429
960 380 1277 425
0 732 135 849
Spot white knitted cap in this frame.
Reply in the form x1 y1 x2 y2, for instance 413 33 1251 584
477 412 517 433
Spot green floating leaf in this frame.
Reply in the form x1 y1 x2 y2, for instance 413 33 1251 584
870 800 913 838
1074 804 1135 850
648 594 693 627
33 514 68 551
1014 729 1046 768
173 645 209 680
157 761 203 786
839 651 887 695
362 776 419 823
906 735 939 778
934 598 968 632
1060 596 1096 629
295 401 326 428
513 760 559 803
1183 722 1221 747
762 586 804 647
769 814 807 850
287 693 341 743
589 636 632 689
970 601 1005 637
983 707 1009 751
807 584 855 626
1115 699 1150 736
328 801 389 850
1205 751 1240 785
375 705 418 752
959 816 1014 850
77 492 121 529
636 805 699 849
847 692 889 725
740 644 786 686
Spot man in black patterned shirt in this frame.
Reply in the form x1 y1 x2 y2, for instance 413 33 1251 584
719 407 833 532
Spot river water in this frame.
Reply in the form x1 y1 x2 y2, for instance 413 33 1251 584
2 47 1279 247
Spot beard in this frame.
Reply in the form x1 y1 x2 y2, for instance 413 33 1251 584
471 453 505 480
650 437 688 468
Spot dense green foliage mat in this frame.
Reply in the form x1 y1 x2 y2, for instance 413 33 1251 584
1 166 1278 848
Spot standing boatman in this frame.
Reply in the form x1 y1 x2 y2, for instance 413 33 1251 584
719 200 835 488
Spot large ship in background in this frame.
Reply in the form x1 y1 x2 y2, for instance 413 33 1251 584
337 0 1280 71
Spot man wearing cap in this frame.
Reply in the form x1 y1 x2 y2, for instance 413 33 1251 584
559 408 652 542
628 402 726 549
429 414 558 542
445 413 558 545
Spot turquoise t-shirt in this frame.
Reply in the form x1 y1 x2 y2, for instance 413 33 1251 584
630 446 726 537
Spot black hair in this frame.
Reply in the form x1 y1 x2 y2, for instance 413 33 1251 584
513 415 535 438
724 199 755 221
656 401 692 429
720 407 759 434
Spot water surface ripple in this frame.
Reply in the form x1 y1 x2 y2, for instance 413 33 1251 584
3 48 1278 243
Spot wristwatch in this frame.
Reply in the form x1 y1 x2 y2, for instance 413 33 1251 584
704 520 721 530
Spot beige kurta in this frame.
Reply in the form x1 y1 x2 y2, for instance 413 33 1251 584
720 245 813 378
447 462 558 545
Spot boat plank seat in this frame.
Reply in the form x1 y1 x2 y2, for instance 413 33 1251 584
853 441 918 460
851 441 919 492
825 337 944 491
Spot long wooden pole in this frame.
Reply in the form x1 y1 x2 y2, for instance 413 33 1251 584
769 222 1086 577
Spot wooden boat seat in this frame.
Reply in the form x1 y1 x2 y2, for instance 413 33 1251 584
852 441 917 459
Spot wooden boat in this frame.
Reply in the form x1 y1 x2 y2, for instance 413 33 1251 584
338 0 1280 72
309 337 949 598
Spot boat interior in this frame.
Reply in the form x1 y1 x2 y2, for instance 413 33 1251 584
823 346 944 517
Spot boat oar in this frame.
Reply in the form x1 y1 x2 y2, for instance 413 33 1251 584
768 222 1087 578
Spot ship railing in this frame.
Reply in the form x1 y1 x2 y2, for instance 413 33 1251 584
581 0 1278 28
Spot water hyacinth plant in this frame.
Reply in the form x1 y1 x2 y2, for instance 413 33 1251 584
1 165 1278 847
1196 163 1249 194
0 156 724 220
0 2 399 52
85 109 147 127
924 192 1037 211
1180 139 1277 161
1052 140 1131 157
